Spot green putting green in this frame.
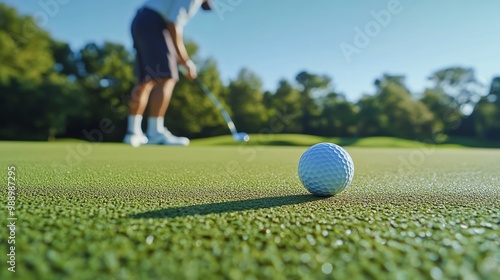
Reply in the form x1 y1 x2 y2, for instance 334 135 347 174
0 141 499 279
191 134 500 148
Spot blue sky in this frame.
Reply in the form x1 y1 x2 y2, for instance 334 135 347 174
3 0 500 100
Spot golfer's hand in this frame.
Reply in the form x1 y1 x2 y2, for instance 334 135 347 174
182 60 197 80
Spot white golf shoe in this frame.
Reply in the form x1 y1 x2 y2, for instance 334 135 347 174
123 133 148 147
147 128 190 146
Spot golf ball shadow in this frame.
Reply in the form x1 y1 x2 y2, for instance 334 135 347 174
298 143 354 197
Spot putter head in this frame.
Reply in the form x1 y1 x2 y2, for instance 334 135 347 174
233 132 250 142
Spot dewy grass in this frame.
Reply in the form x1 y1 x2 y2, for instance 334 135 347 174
0 142 499 279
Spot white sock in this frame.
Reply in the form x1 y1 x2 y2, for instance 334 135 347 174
147 117 164 135
127 115 143 134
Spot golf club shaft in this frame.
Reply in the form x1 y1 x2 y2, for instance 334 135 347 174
194 78 238 135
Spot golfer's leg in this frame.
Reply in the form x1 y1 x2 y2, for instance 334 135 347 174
129 81 155 116
149 78 176 117
125 7 159 145
146 78 175 137
126 7 174 145
146 78 189 146
124 81 154 146
126 80 153 135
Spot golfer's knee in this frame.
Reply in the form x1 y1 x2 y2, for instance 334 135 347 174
155 78 176 91
155 77 175 86
130 81 154 100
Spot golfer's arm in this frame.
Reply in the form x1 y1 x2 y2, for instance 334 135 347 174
166 22 190 64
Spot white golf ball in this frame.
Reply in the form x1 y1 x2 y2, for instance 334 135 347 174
298 143 354 196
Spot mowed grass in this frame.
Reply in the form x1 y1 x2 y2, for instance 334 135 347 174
0 141 499 279
191 134 500 148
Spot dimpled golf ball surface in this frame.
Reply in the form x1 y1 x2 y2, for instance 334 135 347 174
298 143 354 196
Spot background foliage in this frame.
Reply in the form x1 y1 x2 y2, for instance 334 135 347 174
1 4 499 142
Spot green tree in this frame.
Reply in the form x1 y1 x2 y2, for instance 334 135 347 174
420 88 461 134
166 56 228 137
0 4 86 140
357 94 386 137
35 74 86 141
226 69 268 133
471 77 500 140
51 40 79 76
0 3 53 84
267 80 302 133
75 42 135 141
472 99 498 139
319 92 358 136
489 77 500 101
295 71 331 135
373 75 437 139
429 67 487 113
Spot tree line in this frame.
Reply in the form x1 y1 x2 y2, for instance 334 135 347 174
1 4 499 142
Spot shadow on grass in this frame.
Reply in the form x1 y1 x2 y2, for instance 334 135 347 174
131 194 323 219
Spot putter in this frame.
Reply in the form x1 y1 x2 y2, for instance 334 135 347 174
193 78 250 142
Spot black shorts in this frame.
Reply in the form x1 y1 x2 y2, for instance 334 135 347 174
131 8 178 83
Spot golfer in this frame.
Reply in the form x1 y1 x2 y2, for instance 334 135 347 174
124 0 213 146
